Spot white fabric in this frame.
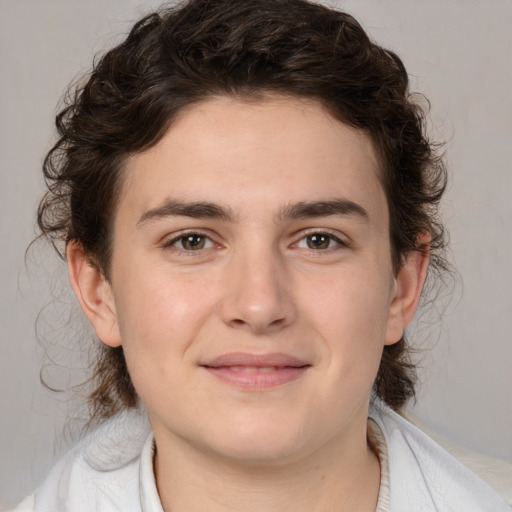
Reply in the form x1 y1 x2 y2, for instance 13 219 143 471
402 412 512 504
8 404 511 512
369 402 511 511
368 418 390 512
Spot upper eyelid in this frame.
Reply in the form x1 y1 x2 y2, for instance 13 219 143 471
158 227 350 247
294 233 346 248
160 229 218 247
292 227 349 242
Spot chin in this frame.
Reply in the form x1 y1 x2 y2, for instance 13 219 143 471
200 417 312 466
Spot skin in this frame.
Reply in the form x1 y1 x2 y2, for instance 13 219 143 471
68 95 428 512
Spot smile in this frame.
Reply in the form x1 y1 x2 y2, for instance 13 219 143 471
227 366 280 373
201 352 311 390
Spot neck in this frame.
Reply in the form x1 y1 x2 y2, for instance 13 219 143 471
152 419 380 512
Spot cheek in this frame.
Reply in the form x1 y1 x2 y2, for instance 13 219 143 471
114 264 213 336
300 264 393 387
111 272 213 396
303 266 392 341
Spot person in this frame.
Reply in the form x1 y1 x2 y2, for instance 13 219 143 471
10 0 510 510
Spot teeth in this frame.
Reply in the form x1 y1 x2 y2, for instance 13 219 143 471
229 366 278 373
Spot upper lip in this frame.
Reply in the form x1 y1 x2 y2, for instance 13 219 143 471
201 352 310 368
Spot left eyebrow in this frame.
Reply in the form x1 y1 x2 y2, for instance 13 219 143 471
279 199 370 222
136 200 234 228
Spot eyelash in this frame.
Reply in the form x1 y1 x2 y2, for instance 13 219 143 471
293 231 348 252
161 231 217 254
161 229 348 255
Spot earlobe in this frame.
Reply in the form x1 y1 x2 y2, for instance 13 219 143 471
67 242 122 347
385 235 430 345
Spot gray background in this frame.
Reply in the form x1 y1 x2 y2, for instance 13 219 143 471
1 0 511 508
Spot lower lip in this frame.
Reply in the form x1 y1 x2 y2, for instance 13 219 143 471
203 366 309 390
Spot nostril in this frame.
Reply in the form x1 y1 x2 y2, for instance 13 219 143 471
220 285 296 333
228 315 289 334
269 317 286 327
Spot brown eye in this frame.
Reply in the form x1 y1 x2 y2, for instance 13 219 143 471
306 233 335 249
174 234 212 250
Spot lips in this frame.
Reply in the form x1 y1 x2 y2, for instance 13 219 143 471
227 366 280 373
201 352 311 389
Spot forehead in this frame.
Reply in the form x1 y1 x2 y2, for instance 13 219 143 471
119 95 386 224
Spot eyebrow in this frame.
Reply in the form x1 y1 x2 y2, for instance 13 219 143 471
279 199 370 222
136 198 369 228
137 200 234 227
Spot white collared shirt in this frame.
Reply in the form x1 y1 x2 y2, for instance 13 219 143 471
10 403 511 511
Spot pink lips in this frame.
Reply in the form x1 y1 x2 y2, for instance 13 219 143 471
201 352 311 390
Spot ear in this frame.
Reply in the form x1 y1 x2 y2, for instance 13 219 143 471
67 242 122 347
385 234 430 345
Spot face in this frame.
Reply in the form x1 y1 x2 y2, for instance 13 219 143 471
73 95 423 465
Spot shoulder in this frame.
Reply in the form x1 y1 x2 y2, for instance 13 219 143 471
369 402 512 511
9 409 151 512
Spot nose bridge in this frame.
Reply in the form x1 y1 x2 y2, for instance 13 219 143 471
220 236 295 333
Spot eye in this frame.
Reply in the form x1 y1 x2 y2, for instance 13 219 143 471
296 232 344 250
167 233 214 251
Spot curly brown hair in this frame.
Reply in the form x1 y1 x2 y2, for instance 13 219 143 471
38 0 447 423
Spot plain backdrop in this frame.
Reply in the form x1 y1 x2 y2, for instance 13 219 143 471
1 0 511 508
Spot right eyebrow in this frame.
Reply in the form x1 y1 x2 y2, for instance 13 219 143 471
136 200 234 228
279 199 370 223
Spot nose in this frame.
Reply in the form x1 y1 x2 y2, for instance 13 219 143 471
219 245 297 334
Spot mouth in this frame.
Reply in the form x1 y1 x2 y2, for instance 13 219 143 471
201 352 311 390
